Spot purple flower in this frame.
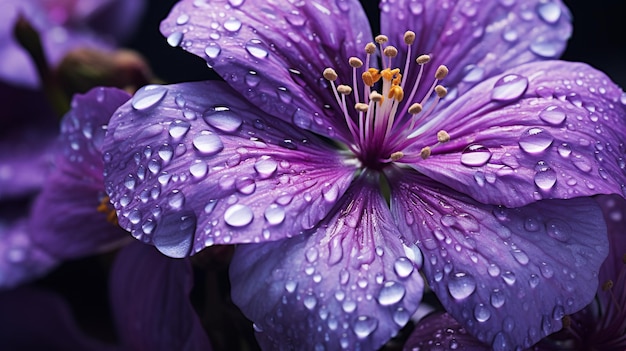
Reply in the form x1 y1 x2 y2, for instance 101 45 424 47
0 0 145 88
0 242 212 350
103 0 626 349
404 194 626 350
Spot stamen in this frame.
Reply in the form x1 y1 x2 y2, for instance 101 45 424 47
323 68 338 81
370 91 383 103
435 65 449 80
375 35 388 44
416 55 431 64
435 85 448 98
349 57 363 68
349 57 362 104
97 196 118 225
383 46 398 58
390 151 404 161
437 130 450 143
420 146 431 159
364 42 376 54
355 103 369 112
337 85 352 95
408 103 423 115
404 31 416 45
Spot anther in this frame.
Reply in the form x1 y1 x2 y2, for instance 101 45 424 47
349 57 363 68
355 103 369 112
365 42 376 54
435 65 449 80
390 151 404 161
337 85 352 95
408 103 423 114
389 85 404 101
602 280 614 291
383 46 398 58
323 68 338 81
437 130 450 143
416 54 431 65
404 31 416 45
435 85 448 98
420 146 432 159
370 91 383 103
375 35 388 44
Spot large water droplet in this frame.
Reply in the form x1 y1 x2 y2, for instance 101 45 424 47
167 31 183 47
546 218 570 242
204 43 221 58
490 289 505 308
223 17 242 32
474 304 491 322
461 144 492 167
245 39 268 58
293 109 313 129
519 128 554 153
491 74 528 102
303 293 317 310
530 40 561 58
235 177 256 195
393 257 414 278
254 157 278 178
189 161 208 179
537 2 562 24
447 272 476 300
539 105 567 125
168 120 191 140
534 161 557 190
193 131 224 156
224 204 254 227
377 281 406 306
132 85 168 110
511 249 530 265
353 316 378 339
321 183 339 203
245 71 260 87
153 211 196 258
203 107 243 132
264 204 285 225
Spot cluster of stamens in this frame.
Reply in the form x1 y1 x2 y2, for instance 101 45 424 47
324 31 451 167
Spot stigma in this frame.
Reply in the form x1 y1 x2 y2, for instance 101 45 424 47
324 30 451 168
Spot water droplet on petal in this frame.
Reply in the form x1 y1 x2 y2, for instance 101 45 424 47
377 281 406 306
167 31 183 47
224 204 254 227
223 17 242 32
132 85 168 110
245 39 268 58
511 249 530 265
490 289 505 308
228 0 245 7
491 74 528 102
534 161 557 190
519 128 553 153
264 204 285 225
293 108 313 129
530 40 561 58
537 2 562 24
204 43 221 58
393 257 414 278
502 28 518 42
193 131 224 156
189 161 208 179
461 144 492 167
254 157 277 178
168 120 191 140
447 272 476 300
303 293 317 310
245 71 260 87
353 316 378 339
321 183 339 202
203 107 243 132
153 211 196 258
546 218 570 242
474 304 491 322
539 105 567 125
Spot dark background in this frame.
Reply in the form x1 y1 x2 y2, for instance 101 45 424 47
128 0 626 88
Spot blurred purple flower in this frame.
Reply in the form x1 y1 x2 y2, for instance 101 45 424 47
404 194 626 350
102 0 626 349
0 242 212 351
0 0 145 88
0 87 130 288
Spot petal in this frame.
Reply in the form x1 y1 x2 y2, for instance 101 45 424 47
103 81 357 257
0 287 113 350
0 209 56 289
404 312 489 351
380 0 571 103
110 242 212 351
30 87 131 259
230 172 424 351
409 61 626 207
160 0 373 141
386 167 609 350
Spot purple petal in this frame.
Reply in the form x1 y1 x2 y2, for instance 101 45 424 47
110 242 212 351
386 167 608 350
404 312 489 351
0 287 113 350
159 0 373 141
408 61 626 207
29 87 131 259
0 212 56 289
230 172 424 351
103 81 357 257
380 0 572 103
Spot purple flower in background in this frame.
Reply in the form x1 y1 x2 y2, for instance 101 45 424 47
0 242 212 351
103 0 626 349
0 86 130 288
0 0 145 88
404 194 626 350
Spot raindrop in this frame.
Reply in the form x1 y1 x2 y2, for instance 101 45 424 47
474 304 491 322
353 316 378 339
203 107 243 132
153 211 196 258
491 74 528 102
487 263 501 277
377 281 406 306
540 262 554 278
254 157 278 178
461 144 492 167
393 308 411 326
490 289 505 308
235 177 256 195
539 105 567 125
557 143 572 157
224 204 254 227
245 71 260 87
511 249 530 265
204 43 221 58
228 0 245 7
167 190 185 209
167 31 183 47
132 85 168 110
168 120 191 140
193 131 224 156
342 300 356 313
264 204 285 225
285 280 297 293
189 161 208 179
223 17 242 32
402 243 423 267
524 217 540 232
293 109 313 129
462 65 485 83
176 14 190 25
534 161 557 190
447 272 476 300
519 128 554 153
529 274 540 288
158 144 174 162
537 2 562 24
530 40 561 58
305 247 319 263
393 257 414 278
303 293 317 310
502 271 516 285
545 219 570 242
322 183 339 202
245 39 269 58
502 28 518 42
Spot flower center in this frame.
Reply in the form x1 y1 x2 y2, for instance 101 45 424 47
97 195 119 226
324 31 451 169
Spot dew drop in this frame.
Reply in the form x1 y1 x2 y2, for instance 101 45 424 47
132 85 168 110
557 143 572 158
168 120 191 140
447 272 476 300
245 71 260 87
264 204 285 226
189 161 208 179
254 157 278 178
353 316 378 339
153 211 196 258
474 304 491 322
524 217 540 232
285 280 297 293
393 257 414 278
490 289 505 308
204 43 221 58
167 31 183 47
393 308 411 326
303 293 317 310
223 17 242 32
534 161 557 190
502 271 516 285
203 107 243 132
176 14 190 25
193 131 224 156
537 2 562 24
321 183 339 202
545 218 570 242
461 144 492 167
245 39 268 58
539 105 567 125
235 177 256 195
158 144 174 162
377 281 406 306
502 28 518 42
511 249 530 265
530 40 561 58
167 190 185 209
224 204 254 227
293 108 313 129
491 74 528 102
519 128 554 153
228 0 245 7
